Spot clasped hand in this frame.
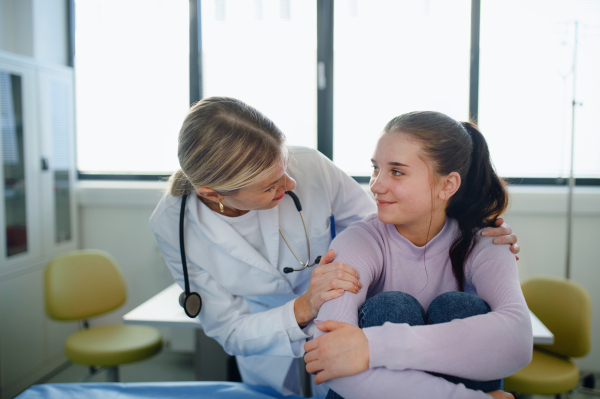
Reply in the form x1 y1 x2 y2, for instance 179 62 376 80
303 320 370 384
304 323 515 399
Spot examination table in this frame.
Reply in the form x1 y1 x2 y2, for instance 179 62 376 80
16 381 323 399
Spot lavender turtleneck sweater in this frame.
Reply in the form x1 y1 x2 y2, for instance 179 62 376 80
315 215 532 399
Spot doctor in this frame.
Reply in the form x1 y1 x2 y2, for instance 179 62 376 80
149 97 519 396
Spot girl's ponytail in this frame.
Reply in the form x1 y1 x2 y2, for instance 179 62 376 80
446 121 508 291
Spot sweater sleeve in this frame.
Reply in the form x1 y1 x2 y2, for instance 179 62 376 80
315 223 492 399
363 235 533 380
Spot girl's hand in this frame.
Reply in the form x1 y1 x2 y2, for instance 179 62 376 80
304 320 369 384
488 390 514 399
481 218 520 260
294 249 362 327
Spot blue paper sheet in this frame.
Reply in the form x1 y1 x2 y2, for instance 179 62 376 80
17 381 324 399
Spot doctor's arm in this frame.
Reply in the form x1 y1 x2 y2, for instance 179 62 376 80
155 234 309 358
294 249 362 327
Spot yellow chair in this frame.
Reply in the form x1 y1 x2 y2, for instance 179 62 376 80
504 276 592 398
45 250 163 381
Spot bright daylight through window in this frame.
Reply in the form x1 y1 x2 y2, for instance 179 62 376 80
75 0 189 174
201 0 317 150
479 0 600 178
75 0 599 180
333 0 471 176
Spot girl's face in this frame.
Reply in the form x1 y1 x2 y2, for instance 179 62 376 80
370 132 445 229
224 163 297 211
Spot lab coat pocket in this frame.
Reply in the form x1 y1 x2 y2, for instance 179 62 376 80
308 224 332 264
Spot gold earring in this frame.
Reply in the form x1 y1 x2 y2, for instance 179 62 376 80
219 201 224 213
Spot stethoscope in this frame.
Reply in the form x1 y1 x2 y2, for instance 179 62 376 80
178 191 323 318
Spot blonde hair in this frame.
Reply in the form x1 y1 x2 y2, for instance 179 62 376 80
168 97 286 197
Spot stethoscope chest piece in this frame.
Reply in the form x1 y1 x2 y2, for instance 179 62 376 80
179 291 202 318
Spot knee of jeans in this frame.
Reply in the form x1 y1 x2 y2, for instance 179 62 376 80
358 291 425 328
426 291 491 325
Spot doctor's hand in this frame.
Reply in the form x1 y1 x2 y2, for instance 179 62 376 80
294 249 362 327
303 320 369 384
481 217 520 260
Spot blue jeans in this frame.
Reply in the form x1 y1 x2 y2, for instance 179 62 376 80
326 291 502 399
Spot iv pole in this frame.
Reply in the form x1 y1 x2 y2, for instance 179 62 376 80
565 21 580 280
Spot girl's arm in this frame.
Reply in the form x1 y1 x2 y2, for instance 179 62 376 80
314 231 532 381
310 223 495 399
362 236 532 380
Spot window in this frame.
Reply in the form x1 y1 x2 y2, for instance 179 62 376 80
333 0 472 176
479 0 600 178
201 0 317 149
73 0 600 183
75 0 189 174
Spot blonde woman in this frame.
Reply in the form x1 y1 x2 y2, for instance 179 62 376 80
149 98 519 396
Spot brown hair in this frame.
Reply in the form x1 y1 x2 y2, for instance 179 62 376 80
384 111 508 291
168 97 286 197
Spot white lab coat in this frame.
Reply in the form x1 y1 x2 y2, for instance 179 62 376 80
149 147 375 396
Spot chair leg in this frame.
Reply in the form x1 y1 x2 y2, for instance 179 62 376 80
78 366 98 382
106 366 119 382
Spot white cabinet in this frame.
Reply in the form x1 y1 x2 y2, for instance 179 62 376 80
0 51 78 399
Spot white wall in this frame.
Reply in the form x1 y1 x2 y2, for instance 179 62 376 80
0 0 68 65
78 182 600 373
504 187 600 372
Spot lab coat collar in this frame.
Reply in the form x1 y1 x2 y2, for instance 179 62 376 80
186 195 285 279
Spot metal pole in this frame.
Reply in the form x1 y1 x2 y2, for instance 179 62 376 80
468 0 481 123
565 21 579 280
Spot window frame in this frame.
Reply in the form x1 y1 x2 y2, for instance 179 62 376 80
73 0 599 186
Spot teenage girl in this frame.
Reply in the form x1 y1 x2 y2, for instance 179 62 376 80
303 111 532 399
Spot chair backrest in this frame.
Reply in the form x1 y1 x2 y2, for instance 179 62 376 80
45 250 127 321
522 276 591 358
